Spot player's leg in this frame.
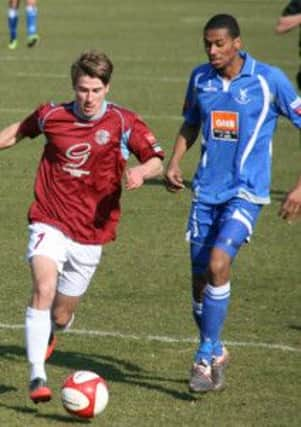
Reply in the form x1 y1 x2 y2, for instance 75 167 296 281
197 247 231 365
192 273 207 344
44 292 79 361
187 202 222 391
194 247 231 391
7 0 20 49
46 240 103 359
26 255 58 403
45 295 77 361
25 222 67 403
189 199 262 392
190 245 209 354
26 0 39 47
187 201 212 332
187 202 224 357
52 292 79 327
198 199 262 391
189 245 231 392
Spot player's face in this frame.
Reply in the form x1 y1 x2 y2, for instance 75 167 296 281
203 28 241 72
74 75 110 117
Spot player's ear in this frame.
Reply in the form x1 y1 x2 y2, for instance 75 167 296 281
105 83 110 95
234 36 242 51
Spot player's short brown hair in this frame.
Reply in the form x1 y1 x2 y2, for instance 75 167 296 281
71 50 114 87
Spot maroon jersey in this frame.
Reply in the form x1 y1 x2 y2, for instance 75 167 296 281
19 101 164 244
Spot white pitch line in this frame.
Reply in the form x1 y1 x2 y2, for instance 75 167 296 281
0 322 300 353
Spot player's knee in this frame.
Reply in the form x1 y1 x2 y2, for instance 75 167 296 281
208 253 230 284
32 282 55 305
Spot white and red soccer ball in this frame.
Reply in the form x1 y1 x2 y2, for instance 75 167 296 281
61 370 109 419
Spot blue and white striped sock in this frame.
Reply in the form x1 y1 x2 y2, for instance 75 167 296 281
195 282 231 364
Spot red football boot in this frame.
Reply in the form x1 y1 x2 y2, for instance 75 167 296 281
29 377 52 403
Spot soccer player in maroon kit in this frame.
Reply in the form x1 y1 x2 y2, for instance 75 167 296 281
0 50 164 403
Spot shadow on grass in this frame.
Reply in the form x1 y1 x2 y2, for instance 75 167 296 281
0 384 17 394
0 344 197 409
0 403 37 415
35 411 90 424
288 323 301 331
0 402 89 424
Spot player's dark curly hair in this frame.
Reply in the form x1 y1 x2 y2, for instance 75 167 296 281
71 50 114 87
204 14 240 38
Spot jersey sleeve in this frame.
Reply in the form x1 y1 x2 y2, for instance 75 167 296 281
272 67 301 128
182 69 201 126
18 104 50 138
127 115 165 163
282 0 301 15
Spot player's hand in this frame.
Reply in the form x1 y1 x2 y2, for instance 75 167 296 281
279 192 301 222
124 166 144 190
164 165 185 192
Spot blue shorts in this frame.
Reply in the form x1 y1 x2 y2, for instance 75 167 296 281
186 198 262 275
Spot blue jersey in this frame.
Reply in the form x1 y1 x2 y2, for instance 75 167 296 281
183 51 301 205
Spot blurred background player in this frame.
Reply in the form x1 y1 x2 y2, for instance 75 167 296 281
275 0 301 89
0 50 164 403
165 13 301 394
8 0 39 49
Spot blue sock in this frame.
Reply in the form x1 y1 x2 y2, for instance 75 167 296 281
26 5 38 36
192 299 203 331
195 282 230 364
193 298 224 360
8 8 18 41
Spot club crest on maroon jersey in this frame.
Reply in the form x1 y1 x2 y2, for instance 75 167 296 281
95 129 110 145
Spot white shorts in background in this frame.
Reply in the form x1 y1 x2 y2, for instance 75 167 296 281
27 222 102 297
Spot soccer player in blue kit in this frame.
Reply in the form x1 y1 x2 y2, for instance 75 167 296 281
7 0 39 49
165 14 301 392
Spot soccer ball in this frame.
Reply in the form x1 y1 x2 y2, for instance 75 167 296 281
61 370 109 419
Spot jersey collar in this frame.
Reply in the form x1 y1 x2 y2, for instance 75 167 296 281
73 100 108 121
207 50 256 79
238 51 256 76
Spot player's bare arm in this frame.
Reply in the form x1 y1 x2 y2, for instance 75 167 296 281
0 122 24 149
125 156 163 190
165 121 199 192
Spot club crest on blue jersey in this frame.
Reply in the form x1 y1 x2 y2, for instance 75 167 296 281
95 129 110 145
234 88 251 105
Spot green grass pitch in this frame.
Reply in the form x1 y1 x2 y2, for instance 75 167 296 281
0 0 300 426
